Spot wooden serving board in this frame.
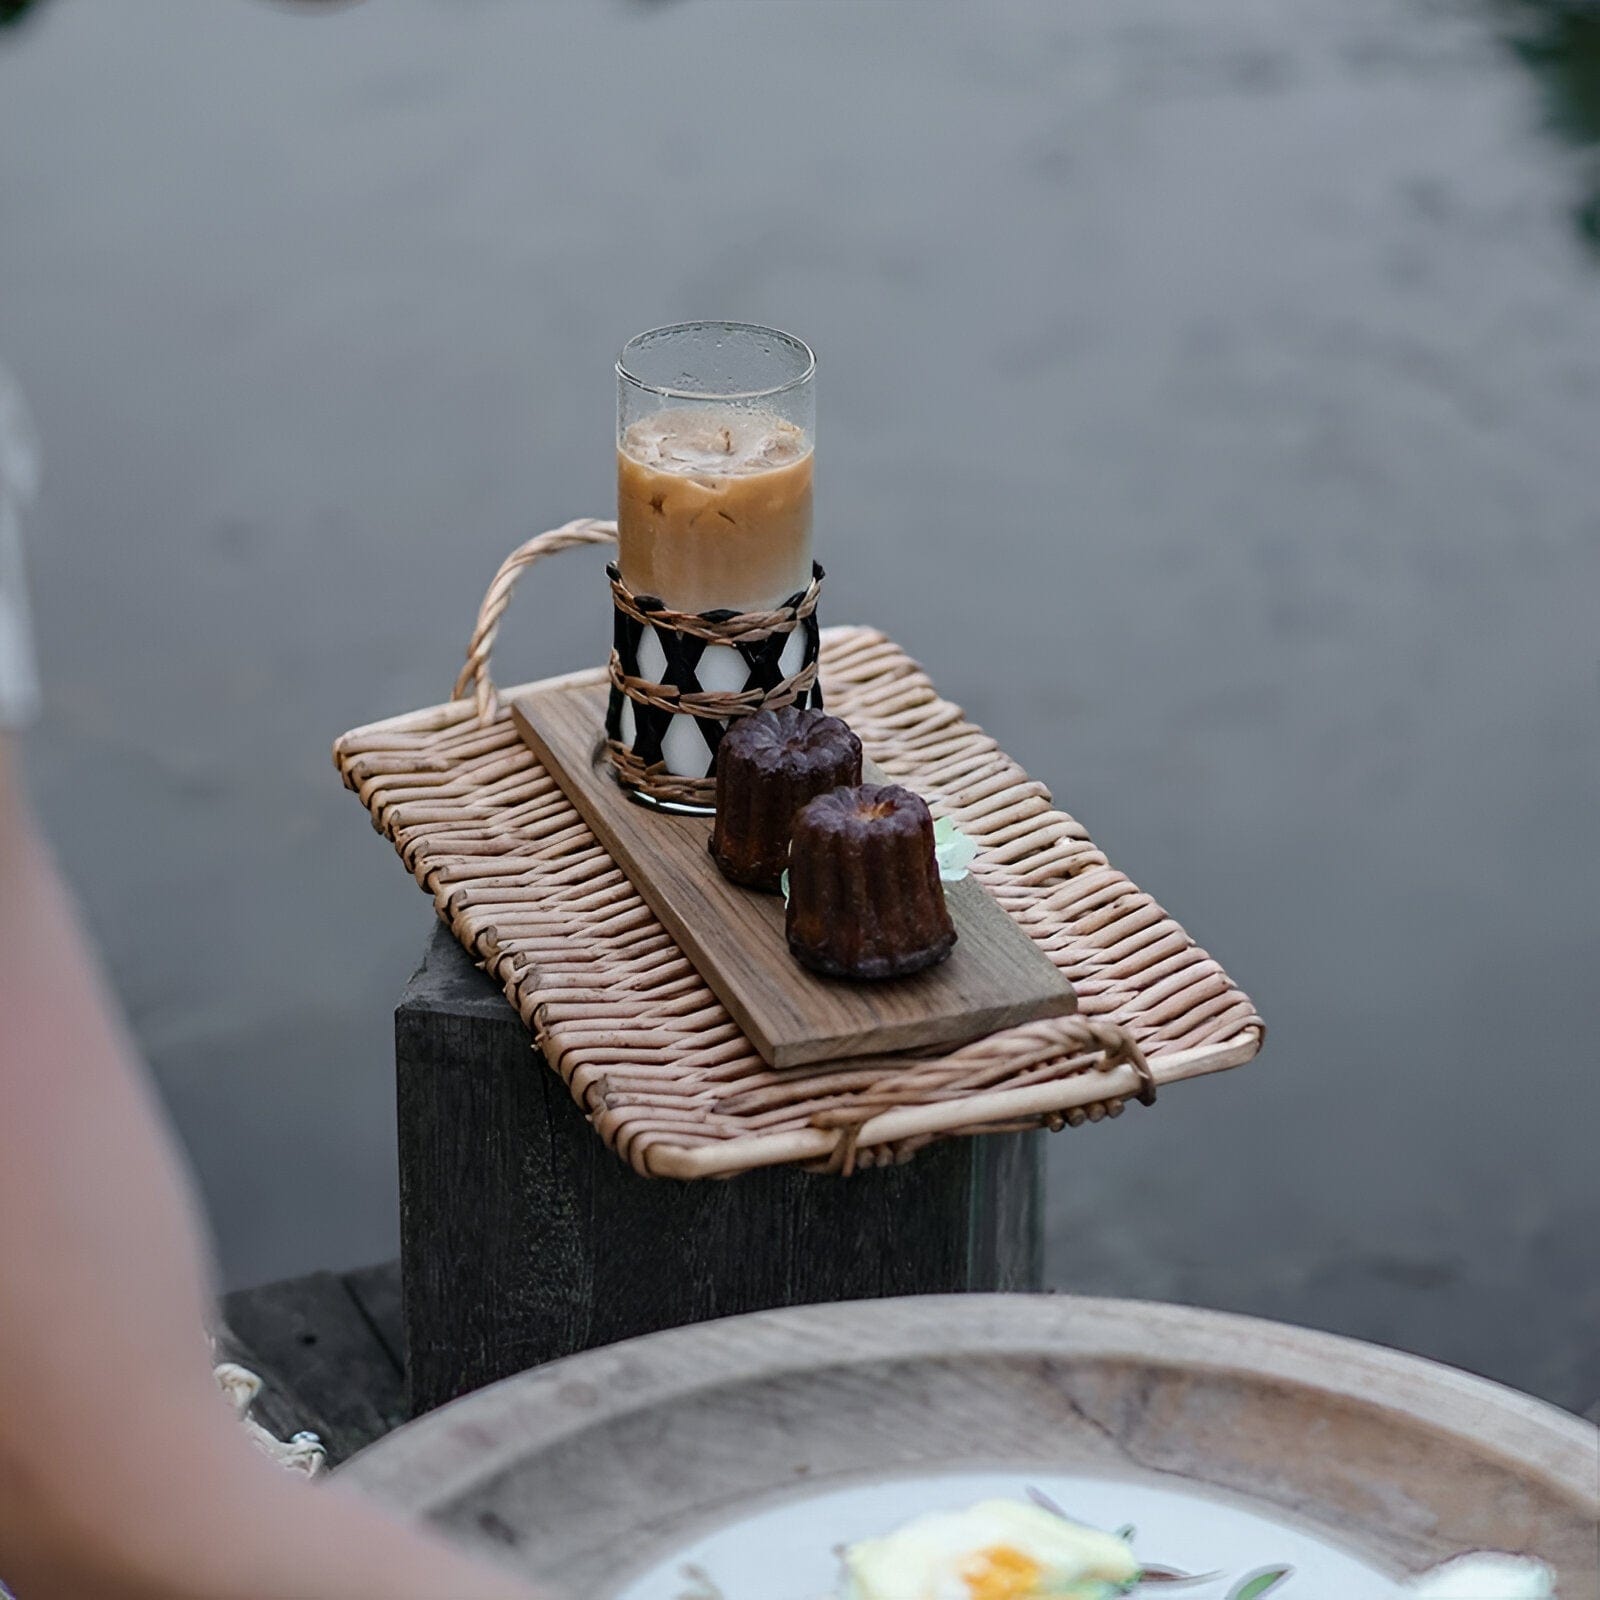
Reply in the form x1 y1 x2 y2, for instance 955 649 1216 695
512 682 1075 1069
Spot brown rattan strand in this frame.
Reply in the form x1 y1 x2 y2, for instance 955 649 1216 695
603 740 717 809
452 519 619 723
606 655 819 719
339 525 1264 1179
608 563 822 643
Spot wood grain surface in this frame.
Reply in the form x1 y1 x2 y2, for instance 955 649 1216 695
340 1294 1600 1596
395 924 1040 1415
512 682 1076 1068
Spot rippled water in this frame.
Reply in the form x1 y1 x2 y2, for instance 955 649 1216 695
1 0 1595 1412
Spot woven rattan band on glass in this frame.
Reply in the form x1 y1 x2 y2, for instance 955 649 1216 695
339 519 1263 1179
604 559 823 809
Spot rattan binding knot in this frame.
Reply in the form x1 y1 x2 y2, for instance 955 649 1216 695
801 1014 1154 1174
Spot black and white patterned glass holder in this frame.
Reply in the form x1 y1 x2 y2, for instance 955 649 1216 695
604 561 824 814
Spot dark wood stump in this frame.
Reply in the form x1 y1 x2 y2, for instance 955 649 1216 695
397 922 1042 1416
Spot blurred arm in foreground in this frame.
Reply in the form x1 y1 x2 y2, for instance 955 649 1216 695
0 741 548 1600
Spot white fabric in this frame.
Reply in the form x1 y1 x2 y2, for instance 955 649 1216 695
0 361 41 731
213 1360 327 1479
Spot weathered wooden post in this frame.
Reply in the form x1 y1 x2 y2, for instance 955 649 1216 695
396 923 1042 1415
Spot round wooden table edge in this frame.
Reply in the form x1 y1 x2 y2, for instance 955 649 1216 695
339 1293 1599 1518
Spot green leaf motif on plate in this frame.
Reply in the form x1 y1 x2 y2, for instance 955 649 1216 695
1227 1566 1294 1600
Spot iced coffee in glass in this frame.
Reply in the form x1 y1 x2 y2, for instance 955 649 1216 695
616 323 815 615
609 323 818 809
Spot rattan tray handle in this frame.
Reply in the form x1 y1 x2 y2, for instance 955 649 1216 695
801 1012 1154 1174
454 517 619 724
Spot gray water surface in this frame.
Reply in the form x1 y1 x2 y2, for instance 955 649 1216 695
1 0 1596 1412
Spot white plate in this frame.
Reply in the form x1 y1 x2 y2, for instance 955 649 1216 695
612 1469 1399 1600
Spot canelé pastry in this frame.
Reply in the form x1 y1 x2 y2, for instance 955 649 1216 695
709 707 863 892
786 784 957 980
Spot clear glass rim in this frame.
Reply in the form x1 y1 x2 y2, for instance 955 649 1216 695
617 321 816 403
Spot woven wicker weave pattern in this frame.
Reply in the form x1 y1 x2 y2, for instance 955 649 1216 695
336 528 1262 1179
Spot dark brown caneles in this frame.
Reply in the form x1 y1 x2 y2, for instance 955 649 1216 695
786 784 957 980
709 708 863 892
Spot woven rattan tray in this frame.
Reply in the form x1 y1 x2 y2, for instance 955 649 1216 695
334 520 1263 1179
